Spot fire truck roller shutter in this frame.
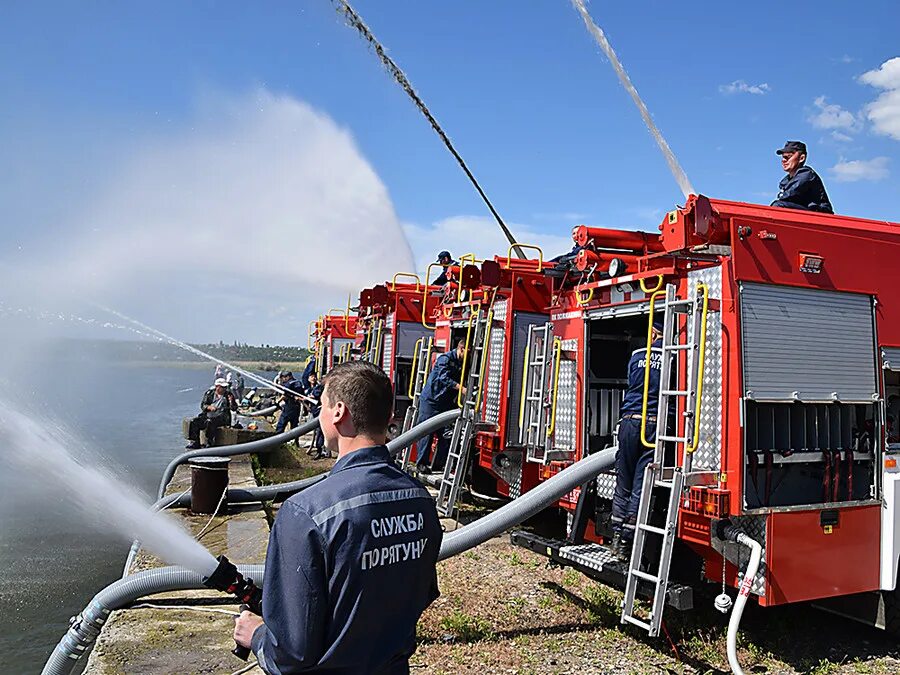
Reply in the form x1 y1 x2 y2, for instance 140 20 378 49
740 284 877 403
395 322 431 356
507 312 552 445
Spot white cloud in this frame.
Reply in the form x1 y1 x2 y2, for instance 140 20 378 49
829 157 890 182
719 80 770 96
833 54 858 64
859 57 900 141
403 216 574 278
830 130 854 142
531 211 591 222
0 88 414 342
807 95 861 132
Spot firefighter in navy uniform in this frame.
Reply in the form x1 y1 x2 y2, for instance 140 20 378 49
431 250 458 286
233 360 442 674
275 370 306 435
414 339 466 474
771 140 834 214
611 320 664 562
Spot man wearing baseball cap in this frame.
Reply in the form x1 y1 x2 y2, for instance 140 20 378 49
185 378 232 449
431 250 457 286
771 140 833 214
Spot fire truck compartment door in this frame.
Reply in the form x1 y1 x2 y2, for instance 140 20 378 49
740 283 877 403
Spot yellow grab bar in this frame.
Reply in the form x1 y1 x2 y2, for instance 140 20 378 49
374 321 384 367
407 338 423 398
307 320 317 350
518 340 531 430
475 310 494 413
686 283 710 453
421 262 441 328
391 273 421 291
326 308 349 333
503 243 544 271
639 274 664 294
457 306 481 407
640 289 667 448
576 286 594 306
546 338 563 437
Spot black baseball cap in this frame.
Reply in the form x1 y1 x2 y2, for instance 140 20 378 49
436 250 451 261
776 140 807 156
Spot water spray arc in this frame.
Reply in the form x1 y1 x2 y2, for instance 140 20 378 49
570 0 695 199
332 0 525 259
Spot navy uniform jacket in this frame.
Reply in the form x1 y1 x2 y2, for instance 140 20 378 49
281 378 306 416
432 260 458 286
619 340 662 417
420 350 462 409
251 445 442 674
301 358 317 389
771 166 833 214
306 383 324 416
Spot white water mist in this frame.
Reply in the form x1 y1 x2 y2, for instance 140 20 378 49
571 0 695 199
0 400 217 577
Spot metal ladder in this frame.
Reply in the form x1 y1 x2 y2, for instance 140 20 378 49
621 282 710 636
400 337 434 470
520 324 555 463
435 308 491 517
365 319 384 365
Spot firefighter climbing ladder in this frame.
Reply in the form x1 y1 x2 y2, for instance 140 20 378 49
400 336 434 470
435 307 492 517
621 281 711 636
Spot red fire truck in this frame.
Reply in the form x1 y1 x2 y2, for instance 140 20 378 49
308 309 358 377
507 194 900 636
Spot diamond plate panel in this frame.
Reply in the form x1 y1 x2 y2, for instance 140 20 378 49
709 514 768 596
381 332 393 374
491 298 508 322
560 338 578 351
688 266 723 472
558 542 619 572
483 307 507 425
495 450 523 499
595 470 617 500
553 359 578 452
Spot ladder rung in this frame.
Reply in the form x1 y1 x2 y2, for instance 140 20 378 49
661 389 689 396
664 344 692 351
658 435 689 443
655 480 674 488
638 523 666 536
622 615 652 631
630 569 659 584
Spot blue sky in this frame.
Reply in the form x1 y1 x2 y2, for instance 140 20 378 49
1 1 898 343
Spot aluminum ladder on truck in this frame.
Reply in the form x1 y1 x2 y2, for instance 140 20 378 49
400 337 434 470
435 307 492 517
519 324 556 463
365 319 384 365
621 281 711 636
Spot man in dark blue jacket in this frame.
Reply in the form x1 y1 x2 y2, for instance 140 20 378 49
305 372 327 459
611 321 663 561
414 340 466 474
771 140 833 214
275 371 306 435
431 250 457 286
234 360 442 674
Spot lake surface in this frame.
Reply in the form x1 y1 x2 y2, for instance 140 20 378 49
0 357 265 671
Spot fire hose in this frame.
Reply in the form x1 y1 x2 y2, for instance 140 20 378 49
716 521 763 675
45 425 610 674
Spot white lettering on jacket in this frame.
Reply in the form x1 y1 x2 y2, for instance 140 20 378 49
369 512 425 539
361 537 429 570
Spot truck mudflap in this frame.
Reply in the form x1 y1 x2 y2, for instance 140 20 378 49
509 531 693 611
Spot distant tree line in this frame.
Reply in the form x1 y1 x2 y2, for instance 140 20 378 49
192 342 310 362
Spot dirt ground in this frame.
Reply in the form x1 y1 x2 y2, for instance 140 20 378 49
261 447 900 675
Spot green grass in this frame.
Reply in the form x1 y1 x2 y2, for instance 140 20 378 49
438 609 495 643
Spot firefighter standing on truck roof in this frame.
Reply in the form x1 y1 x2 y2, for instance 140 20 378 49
431 250 457 286
233 361 442 673
611 319 664 562
414 339 466 474
771 140 834 214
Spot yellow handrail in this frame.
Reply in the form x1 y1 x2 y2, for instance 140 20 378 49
475 310 494 413
421 262 441 328
576 286 594 306
408 338 423 398
307 320 317 351
686 283 710 453
423 338 433 383
373 320 384 367
457 305 481 407
346 294 352 330
640 289 667 448
391 273 422 291
363 323 373 361
546 337 563 437
518 340 531 430
639 274 664 294
503 243 544 271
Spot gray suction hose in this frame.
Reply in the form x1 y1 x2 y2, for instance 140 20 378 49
438 445 616 560
239 404 279 417
386 409 461 456
157 416 320 498
42 564 264 675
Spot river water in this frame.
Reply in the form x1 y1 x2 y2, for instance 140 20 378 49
0 354 268 671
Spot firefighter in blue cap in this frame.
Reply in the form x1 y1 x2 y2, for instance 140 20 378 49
431 250 458 286
771 140 833 214
415 339 466 474
611 319 664 561
233 360 442 672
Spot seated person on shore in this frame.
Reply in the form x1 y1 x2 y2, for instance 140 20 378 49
771 140 833 214
275 370 306 435
186 378 232 449
305 372 328 459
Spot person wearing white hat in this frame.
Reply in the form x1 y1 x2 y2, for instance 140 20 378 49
186 378 232 449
